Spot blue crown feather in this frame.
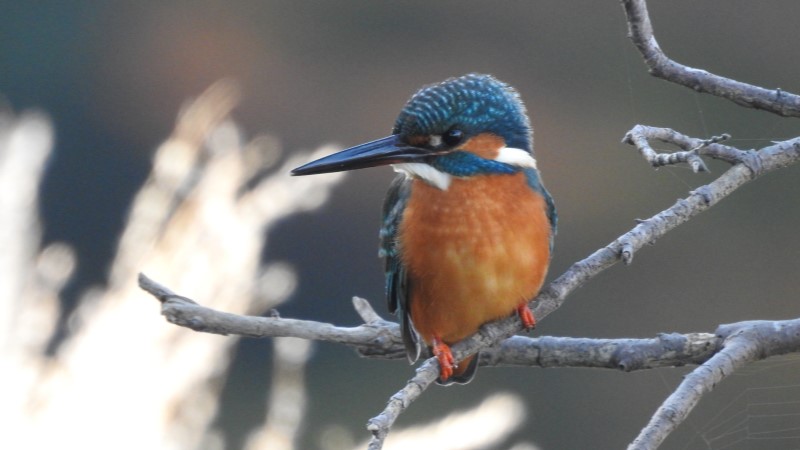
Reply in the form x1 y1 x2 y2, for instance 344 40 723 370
393 73 534 154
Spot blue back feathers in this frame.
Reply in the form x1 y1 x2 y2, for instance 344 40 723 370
393 74 534 155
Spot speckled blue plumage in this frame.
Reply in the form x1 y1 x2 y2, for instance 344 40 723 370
393 73 534 155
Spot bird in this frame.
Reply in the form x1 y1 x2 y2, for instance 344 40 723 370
291 74 556 384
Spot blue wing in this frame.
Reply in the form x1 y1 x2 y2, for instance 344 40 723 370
379 174 421 363
524 167 557 249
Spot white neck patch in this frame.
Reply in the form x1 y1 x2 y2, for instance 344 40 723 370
392 163 452 190
494 147 538 169
391 147 535 191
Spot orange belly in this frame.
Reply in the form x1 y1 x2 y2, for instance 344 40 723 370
399 171 551 346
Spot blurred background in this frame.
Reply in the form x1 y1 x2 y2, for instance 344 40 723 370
3 0 800 449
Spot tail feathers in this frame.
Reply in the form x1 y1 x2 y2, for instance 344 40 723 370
436 353 479 385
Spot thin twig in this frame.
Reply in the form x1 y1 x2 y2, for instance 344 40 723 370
366 359 439 450
138 273 404 349
623 126 747 168
620 0 800 117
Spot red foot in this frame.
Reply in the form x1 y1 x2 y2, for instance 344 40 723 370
432 336 454 382
517 304 536 330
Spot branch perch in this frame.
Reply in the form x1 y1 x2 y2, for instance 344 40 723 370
320 128 800 447
139 273 405 357
443 131 800 372
621 0 800 117
139 273 800 450
138 273 800 375
140 128 800 448
137 2 800 447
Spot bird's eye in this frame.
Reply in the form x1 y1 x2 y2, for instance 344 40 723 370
442 129 464 147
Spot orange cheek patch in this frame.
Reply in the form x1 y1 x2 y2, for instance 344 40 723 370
459 133 506 160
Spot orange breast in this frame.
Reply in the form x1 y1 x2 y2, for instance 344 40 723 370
399 171 551 345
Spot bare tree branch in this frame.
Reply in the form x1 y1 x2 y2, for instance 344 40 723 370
131 2 800 448
138 271 800 373
480 333 718 371
139 124 800 448
618 1 800 447
139 272 800 450
139 271 724 370
438 132 800 377
366 359 439 450
139 273 404 354
629 319 800 450
620 0 800 117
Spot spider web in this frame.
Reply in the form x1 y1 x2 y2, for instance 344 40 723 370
676 355 800 450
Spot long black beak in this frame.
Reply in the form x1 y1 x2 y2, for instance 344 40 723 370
291 135 428 176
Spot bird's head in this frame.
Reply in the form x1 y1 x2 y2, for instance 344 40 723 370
291 74 537 189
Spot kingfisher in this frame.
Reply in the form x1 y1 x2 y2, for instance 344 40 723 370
292 74 556 384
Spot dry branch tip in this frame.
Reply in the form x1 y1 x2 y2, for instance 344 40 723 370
138 272 198 305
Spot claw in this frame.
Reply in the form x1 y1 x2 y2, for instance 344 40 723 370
432 336 454 382
517 303 536 330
